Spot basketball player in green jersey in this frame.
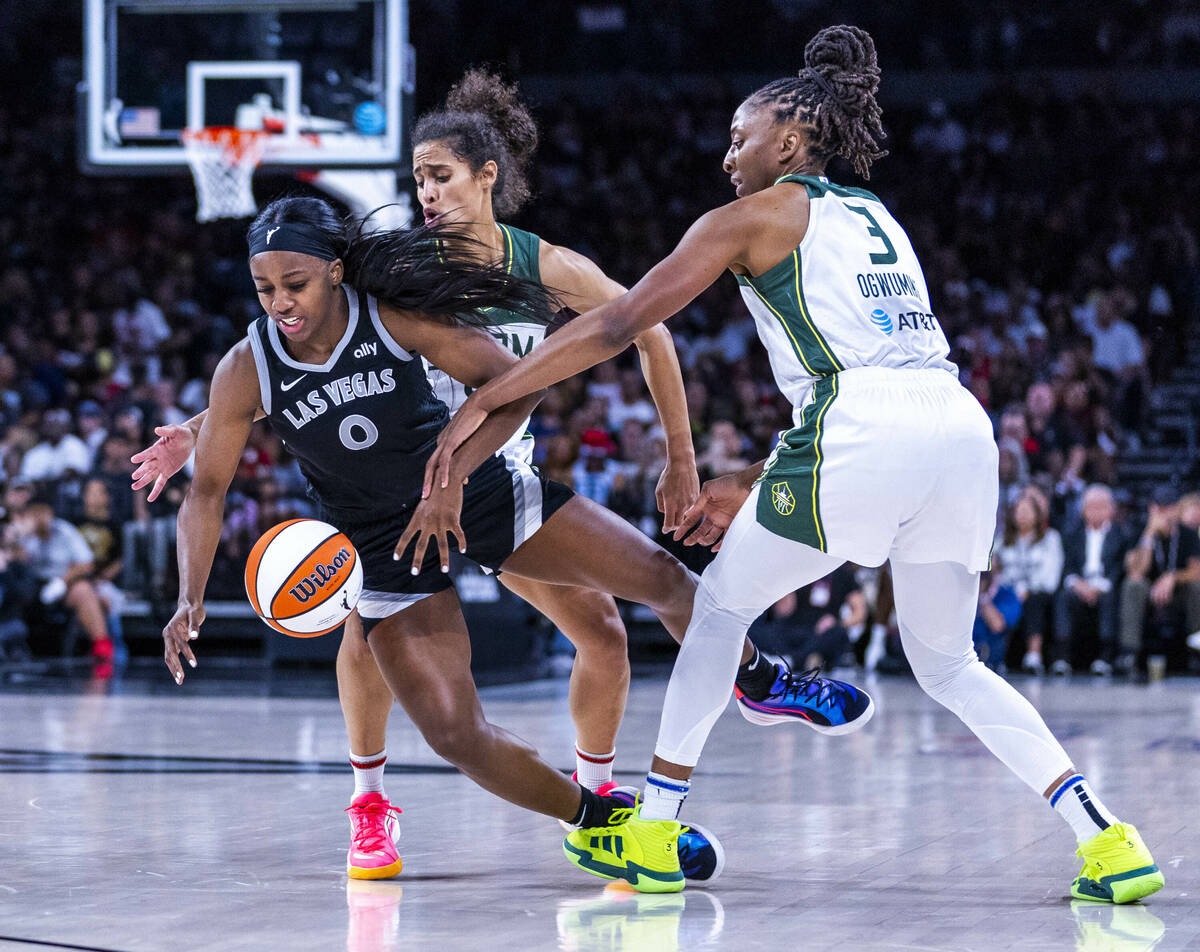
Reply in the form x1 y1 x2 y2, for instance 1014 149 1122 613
423 26 1164 902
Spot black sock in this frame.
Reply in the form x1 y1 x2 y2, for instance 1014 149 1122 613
570 786 627 828
735 646 779 702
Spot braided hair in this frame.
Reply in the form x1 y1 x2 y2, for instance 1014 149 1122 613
411 69 538 217
745 24 887 179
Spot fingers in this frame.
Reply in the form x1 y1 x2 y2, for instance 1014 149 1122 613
682 516 725 549
421 452 440 500
393 521 418 566
435 447 455 491
147 473 168 503
408 526 433 576
672 499 707 542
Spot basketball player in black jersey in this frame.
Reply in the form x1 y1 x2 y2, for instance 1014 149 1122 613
157 195 738 886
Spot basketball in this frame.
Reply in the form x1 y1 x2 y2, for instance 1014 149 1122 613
244 518 363 637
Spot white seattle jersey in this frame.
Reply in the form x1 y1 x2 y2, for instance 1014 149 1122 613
423 317 547 461
736 174 957 421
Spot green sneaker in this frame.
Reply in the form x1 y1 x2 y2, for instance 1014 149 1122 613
564 805 685 894
1071 823 1164 904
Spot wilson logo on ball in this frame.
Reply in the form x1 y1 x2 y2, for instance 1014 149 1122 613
282 545 353 608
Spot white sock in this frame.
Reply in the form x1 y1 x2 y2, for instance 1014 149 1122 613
640 771 690 821
349 748 387 798
575 745 615 792
1050 774 1117 842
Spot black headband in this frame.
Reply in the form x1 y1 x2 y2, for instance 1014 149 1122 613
805 67 855 113
247 222 339 260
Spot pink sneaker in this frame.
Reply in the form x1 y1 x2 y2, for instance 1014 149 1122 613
345 792 403 880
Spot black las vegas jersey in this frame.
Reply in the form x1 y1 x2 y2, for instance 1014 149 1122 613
246 285 450 523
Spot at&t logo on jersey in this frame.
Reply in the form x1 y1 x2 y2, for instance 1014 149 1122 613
866 309 940 335
771 481 796 516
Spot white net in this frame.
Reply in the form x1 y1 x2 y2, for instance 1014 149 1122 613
182 127 268 223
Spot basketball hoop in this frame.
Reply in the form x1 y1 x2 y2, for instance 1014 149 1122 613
181 127 269 223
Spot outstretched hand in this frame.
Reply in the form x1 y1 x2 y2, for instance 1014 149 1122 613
162 601 204 685
423 397 489 497
672 473 753 552
131 424 196 502
394 476 468 575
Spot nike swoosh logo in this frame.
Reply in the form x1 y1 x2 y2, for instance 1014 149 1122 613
280 374 308 391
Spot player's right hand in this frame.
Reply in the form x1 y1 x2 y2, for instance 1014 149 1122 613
131 424 197 502
163 602 204 685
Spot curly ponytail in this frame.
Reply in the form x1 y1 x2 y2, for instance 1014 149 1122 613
411 69 538 217
745 24 888 179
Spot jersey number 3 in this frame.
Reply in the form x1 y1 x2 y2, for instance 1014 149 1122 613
846 205 898 266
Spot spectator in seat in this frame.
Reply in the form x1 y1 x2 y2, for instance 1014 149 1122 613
571 429 620 507
19 408 90 483
974 554 1023 672
1180 493 1200 640
12 502 114 668
997 485 1064 675
754 565 867 671
1120 485 1200 676
75 477 127 663
1052 484 1128 676
0 520 37 662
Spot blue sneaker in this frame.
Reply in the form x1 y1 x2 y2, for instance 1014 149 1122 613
609 786 725 884
735 665 874 734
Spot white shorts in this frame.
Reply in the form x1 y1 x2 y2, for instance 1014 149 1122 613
757 366 998 571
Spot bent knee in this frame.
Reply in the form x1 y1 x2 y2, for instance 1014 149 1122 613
422 717 492 767
565 596 628 654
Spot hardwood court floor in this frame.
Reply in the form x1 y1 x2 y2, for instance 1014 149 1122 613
0 665 1193 951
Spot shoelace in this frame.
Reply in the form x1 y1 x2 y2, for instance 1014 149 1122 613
601 805 637 828
781 667 838 708
346 799 403 853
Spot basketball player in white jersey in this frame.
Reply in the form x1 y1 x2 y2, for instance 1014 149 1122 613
422 25 1164 901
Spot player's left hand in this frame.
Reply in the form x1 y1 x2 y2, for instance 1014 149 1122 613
656 456 700 533
673 473 752 552
394 476 468 575
424 397 489 496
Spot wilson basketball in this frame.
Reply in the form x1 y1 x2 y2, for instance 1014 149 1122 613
244 519 362 637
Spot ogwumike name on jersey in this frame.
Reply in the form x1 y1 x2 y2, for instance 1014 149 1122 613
856 271 922 298
282 369 396 430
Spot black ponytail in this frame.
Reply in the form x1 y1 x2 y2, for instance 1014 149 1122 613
342 217 558 329
251 196 557 328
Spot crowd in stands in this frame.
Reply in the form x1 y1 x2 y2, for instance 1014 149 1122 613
1 15 1199 677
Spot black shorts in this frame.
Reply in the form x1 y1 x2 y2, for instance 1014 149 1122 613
336 453 573 631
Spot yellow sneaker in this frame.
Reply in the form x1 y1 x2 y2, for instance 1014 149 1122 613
564 805 685 894
1072 823 1164 904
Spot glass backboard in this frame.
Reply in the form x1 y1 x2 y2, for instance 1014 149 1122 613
80 0 410 173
